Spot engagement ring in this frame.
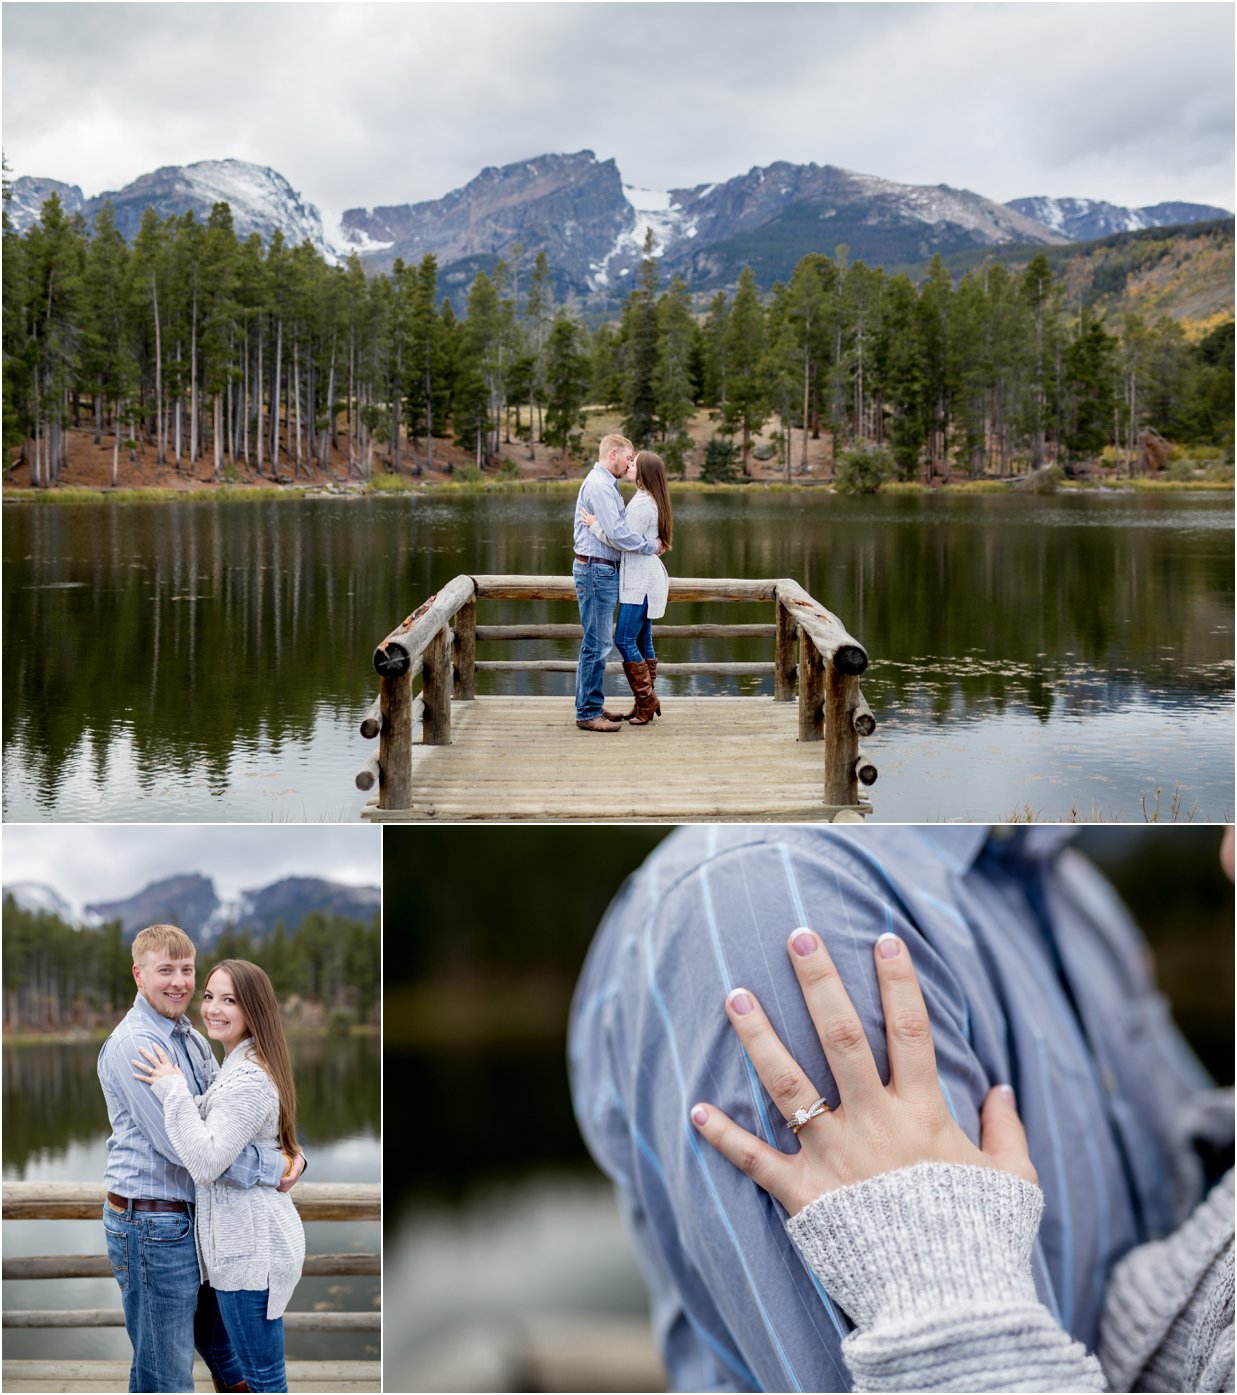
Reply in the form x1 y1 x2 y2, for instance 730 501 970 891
787 1097 830 1135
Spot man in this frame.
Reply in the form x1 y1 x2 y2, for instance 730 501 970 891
98 924 304 1393
568 826 1229 1391
573 433 664 732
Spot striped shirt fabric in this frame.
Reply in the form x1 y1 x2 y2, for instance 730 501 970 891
568 826 1214 1393
573 463 660 562
98 993 281 1200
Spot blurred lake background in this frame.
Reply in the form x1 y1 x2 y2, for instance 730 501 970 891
383 825 1234 1392
2 1031 380 1368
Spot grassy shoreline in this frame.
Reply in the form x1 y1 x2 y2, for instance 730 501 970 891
4 476 1232 504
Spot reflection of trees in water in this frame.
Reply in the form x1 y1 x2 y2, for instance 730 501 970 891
3 1034 380 1174
3 1042 110 1169
4 496 1231 805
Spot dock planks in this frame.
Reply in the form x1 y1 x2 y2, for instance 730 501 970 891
362 696 872 822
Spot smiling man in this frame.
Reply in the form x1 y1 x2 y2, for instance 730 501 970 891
96 924 300 1393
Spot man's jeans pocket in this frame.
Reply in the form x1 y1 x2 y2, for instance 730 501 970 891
102 1204 130 1293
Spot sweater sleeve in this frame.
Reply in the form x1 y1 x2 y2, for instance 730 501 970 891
151 1064 276 1185
1098 1168 1234 1393
785 1162 1105 1393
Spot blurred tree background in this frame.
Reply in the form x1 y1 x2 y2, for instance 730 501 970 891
384 826 1233 1218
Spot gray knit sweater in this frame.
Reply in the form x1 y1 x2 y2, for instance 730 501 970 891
151 1041 305 1319
786 1162 1234 1393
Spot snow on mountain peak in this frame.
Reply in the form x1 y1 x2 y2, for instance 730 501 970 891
590 184 691 287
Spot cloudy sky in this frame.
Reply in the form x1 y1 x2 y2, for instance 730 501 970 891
3 2 1233 214
2 825 381 908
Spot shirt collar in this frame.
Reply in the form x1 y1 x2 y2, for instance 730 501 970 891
131 991 191 1041
591 462 619 488
915 826 1077 874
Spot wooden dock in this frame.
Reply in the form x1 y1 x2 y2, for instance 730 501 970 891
363 694 871 821
359 575 878 823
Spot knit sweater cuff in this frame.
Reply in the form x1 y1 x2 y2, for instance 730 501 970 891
785 1162 1044 1330
150 1073 190 1103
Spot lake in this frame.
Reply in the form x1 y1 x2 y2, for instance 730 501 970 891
3 489 1232 822
1 1033 380 1365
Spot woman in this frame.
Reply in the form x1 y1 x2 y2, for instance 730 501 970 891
133 960 306 1394
691 929 1234 1392
582 448 672 725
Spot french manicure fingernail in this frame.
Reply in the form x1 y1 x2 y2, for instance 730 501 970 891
876 933 901 959
790 929 818 957
728 988 754 1015
997 1084 1016 1104
691 1105 709 1126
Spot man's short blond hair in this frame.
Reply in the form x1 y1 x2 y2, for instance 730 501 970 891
598 434 633 462
131 924 196 964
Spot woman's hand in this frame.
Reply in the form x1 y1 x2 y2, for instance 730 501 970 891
691 929 1036 1216
131 1043 183 1086
581 508 597 527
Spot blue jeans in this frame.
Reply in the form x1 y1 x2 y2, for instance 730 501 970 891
613 600 654 663
103 1199 245 1393
573 559 619 719
215 1288 287 1392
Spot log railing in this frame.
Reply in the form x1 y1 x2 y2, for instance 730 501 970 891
2 1181 379 1338
363 574 876 812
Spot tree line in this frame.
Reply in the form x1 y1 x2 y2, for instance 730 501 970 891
1 897 380 1031
3 182 1232 488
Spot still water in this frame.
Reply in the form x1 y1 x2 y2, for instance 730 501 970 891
3 490 1232 822
2 1033 380 1364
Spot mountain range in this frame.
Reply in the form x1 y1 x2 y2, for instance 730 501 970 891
6 152 1230 307
4 873 380 948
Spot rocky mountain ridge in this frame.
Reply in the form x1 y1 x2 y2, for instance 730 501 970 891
4 872 380 947
7 153 1230 308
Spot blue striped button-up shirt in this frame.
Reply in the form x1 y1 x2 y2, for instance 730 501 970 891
98 993 282 1200
568 826 1213 1393
574 463 660 562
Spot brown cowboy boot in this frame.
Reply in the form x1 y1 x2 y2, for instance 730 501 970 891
622 660 658 725
213 1381 251 1393
576 714 622 732
618 657 661 721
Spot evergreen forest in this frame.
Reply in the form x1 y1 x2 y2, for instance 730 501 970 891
4 188 1233 489
1 896 381 1032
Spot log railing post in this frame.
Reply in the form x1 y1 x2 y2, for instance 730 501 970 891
378 672 413 810
798 631 825 741
774 596 796 701
823 667 861 805
453 596 477 700
422 626 452 746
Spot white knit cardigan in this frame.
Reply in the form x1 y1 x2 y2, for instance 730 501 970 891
152 1041 305 1319
590 490 669 616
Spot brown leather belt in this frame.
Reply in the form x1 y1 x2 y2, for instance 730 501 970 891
107 1191 190 1214
574 553 617 567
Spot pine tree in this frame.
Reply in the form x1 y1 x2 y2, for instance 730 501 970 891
722 267 767 473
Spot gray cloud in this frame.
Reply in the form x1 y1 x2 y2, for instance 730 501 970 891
3 3 1233 214
2 824 381 907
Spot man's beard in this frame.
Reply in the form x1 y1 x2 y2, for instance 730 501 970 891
141 986 191 1021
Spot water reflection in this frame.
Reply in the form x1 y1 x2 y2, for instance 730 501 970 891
3 492 1232 820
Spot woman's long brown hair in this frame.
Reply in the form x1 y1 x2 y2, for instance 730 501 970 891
205 959 299 1157
634 451 673 549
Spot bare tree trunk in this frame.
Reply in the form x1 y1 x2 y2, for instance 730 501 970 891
293 340 302 477
190 284 199 465
112 399 121 488
270 318 283 478
213 394 223 480
256 328 264 476
152 279 164 464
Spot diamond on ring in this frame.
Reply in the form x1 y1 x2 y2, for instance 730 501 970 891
787 1097 830 1135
